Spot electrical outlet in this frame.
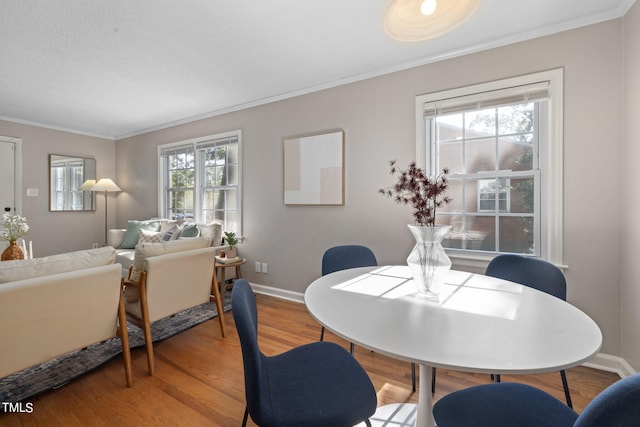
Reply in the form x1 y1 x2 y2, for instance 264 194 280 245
261 263 268 274
255 261 261 273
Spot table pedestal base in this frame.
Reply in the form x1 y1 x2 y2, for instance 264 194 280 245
356 364 435 427
356 403 417 426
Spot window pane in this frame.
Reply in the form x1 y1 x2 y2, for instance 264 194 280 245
438 140 463 174
466 109 496 137
473 216 496 251
466 137 496 173
498 103 534 136
499 137 533 171
510 177 534 214
437 114 463 142
499 216 534 254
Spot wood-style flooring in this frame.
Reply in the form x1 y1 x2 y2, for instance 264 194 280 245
0 293 620 426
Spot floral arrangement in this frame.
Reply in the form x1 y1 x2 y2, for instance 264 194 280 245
0 213 30 241
379 160 451 226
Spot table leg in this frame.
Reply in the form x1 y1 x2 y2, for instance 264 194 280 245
416 364 436 427
220 268 227 301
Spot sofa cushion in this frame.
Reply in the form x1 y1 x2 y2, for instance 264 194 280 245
127 237 210 286
121 220 161 249
198 223 223 246
0 246 116 283
138 228 163 244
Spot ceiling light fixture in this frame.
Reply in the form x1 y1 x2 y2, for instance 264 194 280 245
421 0 437 16
384 0 479 42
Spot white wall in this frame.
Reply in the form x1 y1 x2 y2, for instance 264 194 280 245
0 120 116 256
623 1 640 371
116 20 625 356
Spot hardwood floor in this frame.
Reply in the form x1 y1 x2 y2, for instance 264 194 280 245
1 293 620 426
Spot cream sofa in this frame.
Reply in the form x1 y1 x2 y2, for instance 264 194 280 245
0 247 132 387
122 244 225 375
108 219 224 277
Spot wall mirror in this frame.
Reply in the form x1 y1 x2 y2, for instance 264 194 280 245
49 154 96 211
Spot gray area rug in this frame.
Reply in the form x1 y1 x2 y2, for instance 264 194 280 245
0 294 232 403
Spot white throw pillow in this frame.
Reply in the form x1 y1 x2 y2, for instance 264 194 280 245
138 228 163 244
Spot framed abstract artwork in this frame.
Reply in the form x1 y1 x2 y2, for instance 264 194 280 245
283 130 344 205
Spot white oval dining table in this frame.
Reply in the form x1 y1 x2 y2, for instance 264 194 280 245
304 265 603 427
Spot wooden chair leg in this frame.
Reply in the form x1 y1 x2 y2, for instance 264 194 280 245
210 271 227 337
118 281 133 387
138 274 155 375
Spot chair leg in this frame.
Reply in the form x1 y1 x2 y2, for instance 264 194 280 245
365 419 372 427
118 282 133 387
495 374 501 382
431 367 436 394
138 274 155 375
350 342 355 354
242 406 249 427
411 363 416 392
560 370 573 408
320 326 325 341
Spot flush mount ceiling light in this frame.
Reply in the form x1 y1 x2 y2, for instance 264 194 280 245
384 0 480 42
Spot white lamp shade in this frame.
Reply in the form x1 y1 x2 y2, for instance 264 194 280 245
79 179 96 191
91 178 121 192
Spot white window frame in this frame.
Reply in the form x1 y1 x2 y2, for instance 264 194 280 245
415 69 564 269
158 130 243 237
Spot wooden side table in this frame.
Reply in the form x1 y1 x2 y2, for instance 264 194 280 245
213 257 247 302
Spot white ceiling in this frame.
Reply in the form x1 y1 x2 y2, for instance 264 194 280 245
0 0 635 140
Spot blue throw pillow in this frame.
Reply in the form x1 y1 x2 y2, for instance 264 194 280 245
179 223 200 238
121 220 161 249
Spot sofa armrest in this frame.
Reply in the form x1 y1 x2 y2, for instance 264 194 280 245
108 229 126 248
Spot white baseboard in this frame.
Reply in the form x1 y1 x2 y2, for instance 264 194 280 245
249 282 305 304
583 353 636 378
247 282 637 378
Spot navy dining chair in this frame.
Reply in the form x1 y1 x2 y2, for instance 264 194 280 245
232 279 377 427
484 254 572 407
433 372 640 427
320 245 419 392
431 254 572 406
319 245 378 350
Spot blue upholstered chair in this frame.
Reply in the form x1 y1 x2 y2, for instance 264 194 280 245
320 245 378 350
431 254 572 405
320 245 419 392
232 279 377 427
433 373 640 427
485 254 572 407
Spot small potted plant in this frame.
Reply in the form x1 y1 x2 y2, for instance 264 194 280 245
224 231 238 259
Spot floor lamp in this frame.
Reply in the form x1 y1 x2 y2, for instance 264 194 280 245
91 178 121 245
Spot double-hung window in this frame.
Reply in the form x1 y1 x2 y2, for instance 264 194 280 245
415 69 563 265
158 130 242 235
